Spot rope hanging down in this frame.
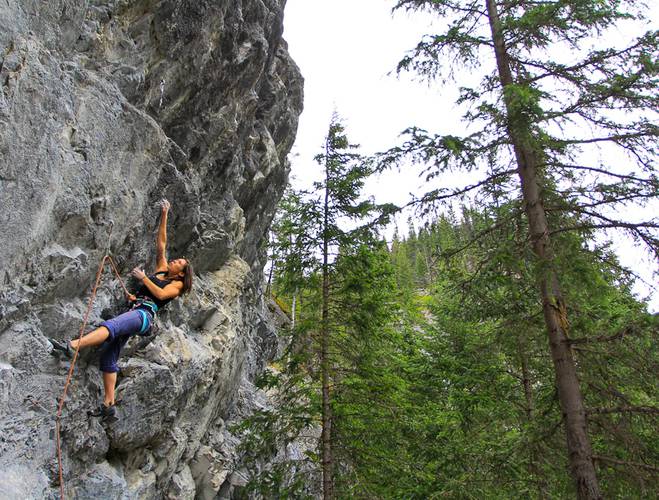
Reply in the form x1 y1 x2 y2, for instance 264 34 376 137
54 223 130 499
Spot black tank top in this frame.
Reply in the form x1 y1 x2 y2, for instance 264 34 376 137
137 271 176 310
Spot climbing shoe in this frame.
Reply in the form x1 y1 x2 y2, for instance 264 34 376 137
88 403 117 421
48 338 73 359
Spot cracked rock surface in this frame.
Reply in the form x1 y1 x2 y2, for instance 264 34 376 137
0 1 303 498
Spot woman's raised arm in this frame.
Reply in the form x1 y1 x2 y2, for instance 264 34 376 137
155 199 170 272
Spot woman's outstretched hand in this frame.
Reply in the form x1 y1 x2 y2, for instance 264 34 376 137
131 267 146 281
127 293 137 302
160 199 171 213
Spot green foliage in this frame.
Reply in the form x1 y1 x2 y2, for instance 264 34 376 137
240 114 400 497
381 1 658 495
386 0 658 255
377 208 658 498
248 194 658 497
241 2 659 497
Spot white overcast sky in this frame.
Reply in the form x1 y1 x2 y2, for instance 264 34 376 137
282 0 658 310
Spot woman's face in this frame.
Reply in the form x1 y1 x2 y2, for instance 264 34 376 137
168 258 188 276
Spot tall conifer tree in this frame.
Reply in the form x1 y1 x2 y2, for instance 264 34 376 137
384 1 658 497
267 114 377 498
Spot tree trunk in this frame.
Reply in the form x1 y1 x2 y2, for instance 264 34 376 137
291 288 297 331
266 261 274 296
321 141 333 500
485 1 601 498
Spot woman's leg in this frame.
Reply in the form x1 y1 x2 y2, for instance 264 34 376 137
102 372 117 406
93 309 149 415
70 326 110 350
98 332 131 411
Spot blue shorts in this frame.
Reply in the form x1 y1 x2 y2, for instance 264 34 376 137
98 309 153 373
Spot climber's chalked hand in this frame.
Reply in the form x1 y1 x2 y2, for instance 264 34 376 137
131 267 146 281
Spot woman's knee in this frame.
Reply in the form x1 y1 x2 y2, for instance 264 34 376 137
99 364 120 374
96 325 111 340
99 348 120 373
99 320 118 341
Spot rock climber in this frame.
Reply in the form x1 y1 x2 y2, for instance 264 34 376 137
49 198 193 420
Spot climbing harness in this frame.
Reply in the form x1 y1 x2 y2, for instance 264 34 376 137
132 297 159 316
54 222 131 500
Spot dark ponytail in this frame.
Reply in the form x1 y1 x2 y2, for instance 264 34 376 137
181 262 193 294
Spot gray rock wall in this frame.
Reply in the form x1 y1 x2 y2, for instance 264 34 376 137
0 1 303 498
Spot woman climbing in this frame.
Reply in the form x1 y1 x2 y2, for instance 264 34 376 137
49 199 193 420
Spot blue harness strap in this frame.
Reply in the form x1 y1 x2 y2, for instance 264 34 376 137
136 309 151 334
133 298 158 316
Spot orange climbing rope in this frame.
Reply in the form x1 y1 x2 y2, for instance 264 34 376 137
54 247 130 499
107 256 131 298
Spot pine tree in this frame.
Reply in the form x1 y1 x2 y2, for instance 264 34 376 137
383 2 658 496
315 114 375 499
264 114 381 498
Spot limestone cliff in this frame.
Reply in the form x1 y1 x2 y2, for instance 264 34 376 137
0 1 303 498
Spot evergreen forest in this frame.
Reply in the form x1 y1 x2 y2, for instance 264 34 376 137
239 1 658 498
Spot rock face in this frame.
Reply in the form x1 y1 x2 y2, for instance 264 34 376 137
0 1 303 498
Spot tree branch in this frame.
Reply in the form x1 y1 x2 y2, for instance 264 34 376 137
569 326 636 345
545 163 656 184
557 131 657 146
512 38 647 85
587 406 659 416
412 169 517 206
551 221 659 234
592 455 659 473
